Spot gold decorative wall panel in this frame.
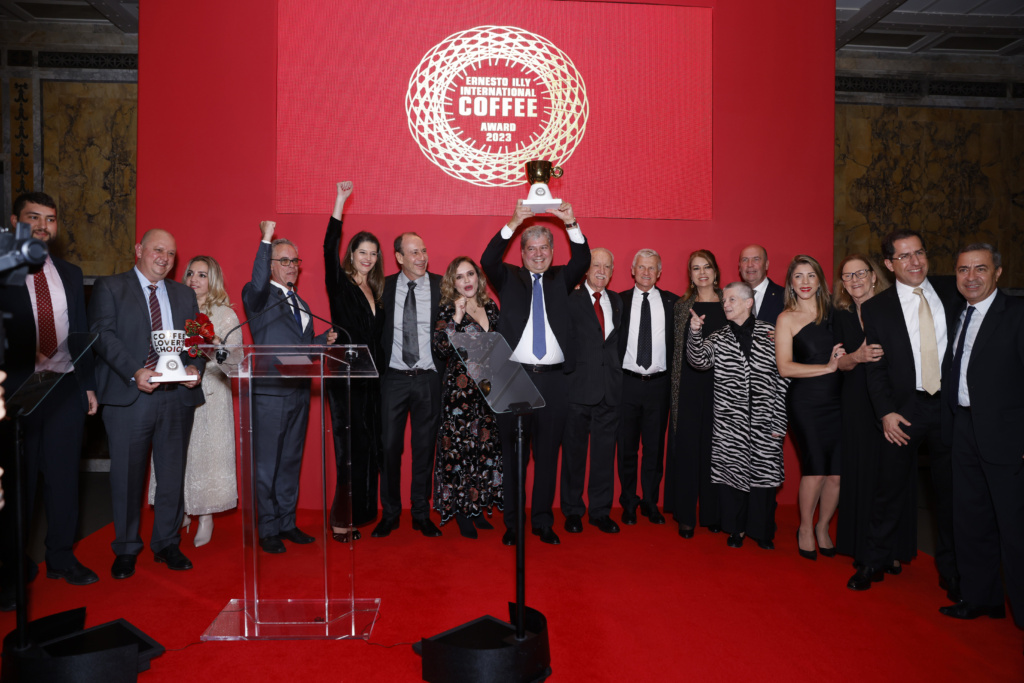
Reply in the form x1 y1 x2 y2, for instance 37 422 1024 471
10 78 34 200
835 104 1023 288
41 80 137 276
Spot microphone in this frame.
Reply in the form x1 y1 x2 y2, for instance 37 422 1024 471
215 289 295 364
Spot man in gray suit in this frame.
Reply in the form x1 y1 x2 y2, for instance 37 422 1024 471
242 221 336 554
89 229 205 579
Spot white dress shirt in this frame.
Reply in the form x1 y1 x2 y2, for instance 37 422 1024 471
951 289 997 408
27 257 73 373
585 281 614 340
270 279 309 332
894 278 948 392
511 271 565 364
623 286 667 374
751 278 769 318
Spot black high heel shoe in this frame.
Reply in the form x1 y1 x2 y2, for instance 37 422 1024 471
472 515 493 530
455 514 478 539
816 530 836 557
797 530 817 561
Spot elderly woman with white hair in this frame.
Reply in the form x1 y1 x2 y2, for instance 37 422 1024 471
686 281 789 549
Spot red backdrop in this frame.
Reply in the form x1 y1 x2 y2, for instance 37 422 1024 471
139 0 835 509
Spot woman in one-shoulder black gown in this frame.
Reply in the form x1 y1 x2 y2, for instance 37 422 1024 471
324 181 385 540
775 255 844 560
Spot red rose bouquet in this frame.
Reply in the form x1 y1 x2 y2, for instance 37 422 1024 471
184 313 214 357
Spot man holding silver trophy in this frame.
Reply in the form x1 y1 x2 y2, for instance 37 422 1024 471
89 228 205 580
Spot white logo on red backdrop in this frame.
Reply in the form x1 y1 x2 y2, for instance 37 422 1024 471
406 25 588 187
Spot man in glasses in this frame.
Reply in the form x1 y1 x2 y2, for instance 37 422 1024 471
242 221 336 554
848 230 959 600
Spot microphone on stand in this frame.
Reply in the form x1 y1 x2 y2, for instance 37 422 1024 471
215 290 294 364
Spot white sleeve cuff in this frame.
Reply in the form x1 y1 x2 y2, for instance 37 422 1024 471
500 225 514 239
566 226 584 244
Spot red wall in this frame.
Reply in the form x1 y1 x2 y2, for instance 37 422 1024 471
139 1 835 508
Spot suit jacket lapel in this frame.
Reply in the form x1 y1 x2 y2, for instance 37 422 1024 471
966 291 1003 371
884 287 915 367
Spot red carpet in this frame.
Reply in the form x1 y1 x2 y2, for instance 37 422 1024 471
2 505 1021 682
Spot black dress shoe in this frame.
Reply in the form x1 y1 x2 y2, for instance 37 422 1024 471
332 529 360 543
589 516 620 534
678 525 694 539
847 565 884 591
640 502 666 524
756 539 775 550
532 527 560 545
279 527 315 544
621 507 637 525
111 554 137 579
46 560 99 586
501 528 517 546
455 515 478 539
259 536 286 554
939 602 1005 620
371 517 399 538
727 533 744 548
940 575 962 603
412 517 442 537
154 545 193 571
564 515 583 533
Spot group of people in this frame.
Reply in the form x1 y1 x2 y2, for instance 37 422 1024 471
0 186 1020 637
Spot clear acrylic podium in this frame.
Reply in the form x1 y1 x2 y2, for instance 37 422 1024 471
200 344 379 641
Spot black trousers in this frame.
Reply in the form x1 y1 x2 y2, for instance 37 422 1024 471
0 377 87 574
380 371 440 521
498 369 568 530
719 484 777 541
561 398 618 519
952 407 1024 627
860 391 956 577
617 373 670 509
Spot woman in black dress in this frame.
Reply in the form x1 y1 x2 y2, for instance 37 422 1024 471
324 181 385 542
775 255 844 560
833 254 911 571
667 249 726 539
432 257 503 538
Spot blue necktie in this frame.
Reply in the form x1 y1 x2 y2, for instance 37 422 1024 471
947 305 975 410
532 273 546 359
288 291 302 328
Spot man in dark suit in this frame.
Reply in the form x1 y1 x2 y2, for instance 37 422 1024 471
481 199 590 546
938 243 1023 630
89 228 205 579
561 247 622 535
617 249 679 525
848 229 959 596
738 244 784 324
0 192 98 606
371 232 443 539
242 220 336 554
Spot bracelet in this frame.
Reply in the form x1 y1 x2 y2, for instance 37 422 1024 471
565 221 578 228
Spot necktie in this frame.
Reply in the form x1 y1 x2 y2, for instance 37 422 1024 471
34 270 58 358
947 305 975 410
145 284 163 370
637 291 652 370
403 281 419 366
913 287 941 394
532 274 546 359
287 291 302 328
593 291 605 338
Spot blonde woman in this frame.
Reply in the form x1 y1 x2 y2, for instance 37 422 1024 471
149 256 239 547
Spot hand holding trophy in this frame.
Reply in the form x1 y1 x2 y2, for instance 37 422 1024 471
522 160 563 214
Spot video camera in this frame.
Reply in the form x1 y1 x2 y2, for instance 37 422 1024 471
0 221 49 365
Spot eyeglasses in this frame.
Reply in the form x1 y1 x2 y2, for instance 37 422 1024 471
273 258 302 267
841 269 870 281
890 249 926 263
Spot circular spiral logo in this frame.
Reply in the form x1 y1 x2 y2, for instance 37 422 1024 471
406 25 588 187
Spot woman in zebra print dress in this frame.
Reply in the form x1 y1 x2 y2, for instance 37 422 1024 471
686 281 790 549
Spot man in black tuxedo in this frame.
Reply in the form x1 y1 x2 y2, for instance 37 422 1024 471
0 192 98 605
481 200 590 546
243 221 337 554
561 248 622 535
848 229 959 596
938 243 1023 629
90 228 205 578
738 244 784 324
372 232 444 539
617 249 678 525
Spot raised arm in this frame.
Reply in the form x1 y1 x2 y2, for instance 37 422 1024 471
242 221 275 314
550 202 590 289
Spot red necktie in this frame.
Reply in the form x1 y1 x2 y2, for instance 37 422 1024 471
593 291 605 338
34 270 58 358
145 284 163 369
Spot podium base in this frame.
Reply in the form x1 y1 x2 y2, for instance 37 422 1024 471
415 604 550 683
200 598 380 641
